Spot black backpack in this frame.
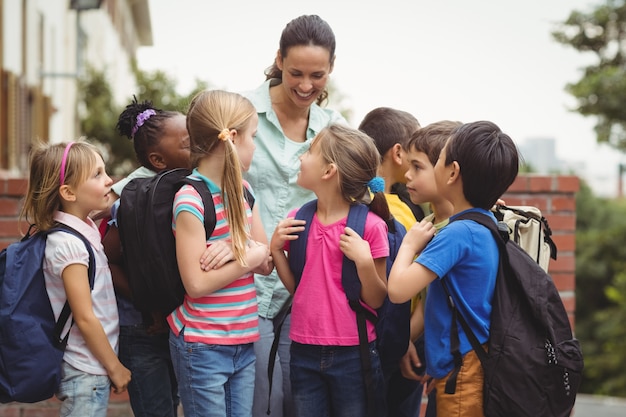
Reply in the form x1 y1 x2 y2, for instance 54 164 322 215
441 211 584 417
289 200 410 414
117 168 255 315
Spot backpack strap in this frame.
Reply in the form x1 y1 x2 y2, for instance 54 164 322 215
440 211 507 394
243 186 255 209
266 200 317 415
180 178 217 239
181 178 256 240
47 224 96 350
343 203 378 416
287 201 378 415
288 199 318 286
494 204 557 261
265 294 293 415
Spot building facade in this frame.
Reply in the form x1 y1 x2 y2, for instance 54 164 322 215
0 0 152 175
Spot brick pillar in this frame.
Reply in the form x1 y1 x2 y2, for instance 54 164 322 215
0 176 29 250
501 174 579 327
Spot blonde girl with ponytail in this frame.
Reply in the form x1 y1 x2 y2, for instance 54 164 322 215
167 90 273 417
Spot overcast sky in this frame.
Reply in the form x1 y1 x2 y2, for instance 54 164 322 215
137 0 623 197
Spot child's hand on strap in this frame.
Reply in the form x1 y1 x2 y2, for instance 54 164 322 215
339 226 371 265
270 218 306 253
403 219 436 255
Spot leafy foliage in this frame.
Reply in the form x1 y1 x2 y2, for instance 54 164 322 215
553 2 626 395
134 70 209 114
326 79 353 123
552 0 626 150
77 66 130 174
575 181 626 396
77 66 209 175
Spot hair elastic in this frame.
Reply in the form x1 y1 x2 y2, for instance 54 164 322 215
60 142 75 185
367 176 385 194
218 128 231 142
131 109 157 138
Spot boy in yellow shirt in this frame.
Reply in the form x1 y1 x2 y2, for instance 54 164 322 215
358 107 423 417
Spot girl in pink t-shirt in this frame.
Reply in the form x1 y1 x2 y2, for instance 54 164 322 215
271 124 390 417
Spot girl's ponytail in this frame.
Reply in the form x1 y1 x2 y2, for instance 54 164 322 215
186 90 257 267
366 176 391 224
219 128 248 266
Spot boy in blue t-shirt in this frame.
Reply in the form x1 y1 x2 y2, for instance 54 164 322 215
388 120 519 417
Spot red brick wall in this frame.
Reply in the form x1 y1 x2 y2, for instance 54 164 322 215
0 177 29 250
501 174 579 327
0 173 579 415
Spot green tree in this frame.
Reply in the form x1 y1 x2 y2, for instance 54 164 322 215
77 66 131 174
78 67 209 175
552 0 626 150
326 79 353 123
134 70 209 113
575 181 626 396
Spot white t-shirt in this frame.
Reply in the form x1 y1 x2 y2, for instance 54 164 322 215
43 211 119 375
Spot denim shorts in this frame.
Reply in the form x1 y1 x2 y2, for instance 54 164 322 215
290 341 386 417
169 330 255 417
56 362 111 417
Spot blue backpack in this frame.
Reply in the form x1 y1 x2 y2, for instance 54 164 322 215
289 200 410 411
0 224 95 403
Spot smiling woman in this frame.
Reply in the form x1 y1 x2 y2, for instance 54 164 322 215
241 14 348 417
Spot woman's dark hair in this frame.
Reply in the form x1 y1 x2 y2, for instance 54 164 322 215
116 96 181 170
264 14 336 106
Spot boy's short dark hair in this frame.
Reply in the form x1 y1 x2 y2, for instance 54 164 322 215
445 121 519 209
358 107 420 158
407 120 462 166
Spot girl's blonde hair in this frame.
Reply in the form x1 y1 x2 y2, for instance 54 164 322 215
315 124 391 221
186 90 257 266
20 140 102 231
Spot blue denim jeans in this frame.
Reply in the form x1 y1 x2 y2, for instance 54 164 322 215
290 341 386 417
169 330 255 417
56 362 111 417
119 324 179 417
252 312 293 417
